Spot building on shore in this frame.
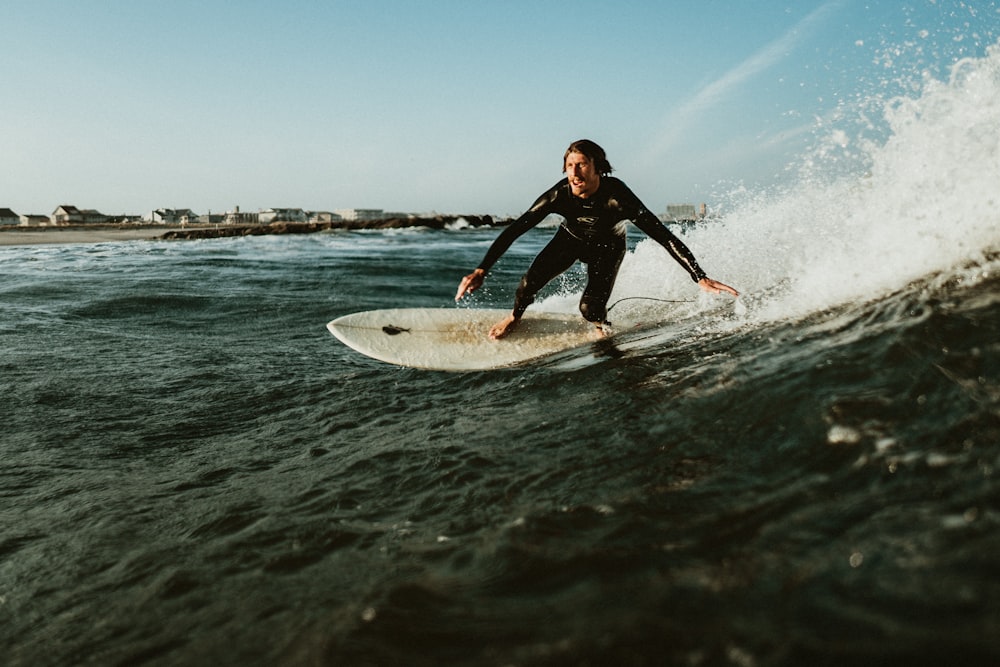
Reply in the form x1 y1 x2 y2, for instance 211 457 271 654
334 208 384 221
149 208 198 225
105 214 144 224
223 206 259 225
0 208 19 225
19 213 51 226
52 205 82 225
259 208 308 224
308 211 344 223
664 203 708 223
52 205 108 225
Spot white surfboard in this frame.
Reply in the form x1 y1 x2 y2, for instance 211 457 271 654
326 308 604 371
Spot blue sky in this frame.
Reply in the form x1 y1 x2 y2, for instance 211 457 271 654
2 0 997 217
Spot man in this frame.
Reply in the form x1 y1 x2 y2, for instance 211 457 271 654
455 139 738 339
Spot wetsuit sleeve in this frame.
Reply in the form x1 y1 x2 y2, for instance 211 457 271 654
617 182 708 283
633 215 707 282
476 182 563 273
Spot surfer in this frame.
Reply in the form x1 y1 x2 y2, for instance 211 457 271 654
455 139 739 339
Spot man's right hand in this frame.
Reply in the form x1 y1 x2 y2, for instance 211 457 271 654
455 268 485 301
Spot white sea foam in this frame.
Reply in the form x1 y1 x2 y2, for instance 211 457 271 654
610 39 1000 326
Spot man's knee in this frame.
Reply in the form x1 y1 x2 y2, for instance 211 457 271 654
514 276 538 304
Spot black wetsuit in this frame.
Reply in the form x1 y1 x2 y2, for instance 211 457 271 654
476 176 707 323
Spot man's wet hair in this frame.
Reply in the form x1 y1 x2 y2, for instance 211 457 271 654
563 139 613 176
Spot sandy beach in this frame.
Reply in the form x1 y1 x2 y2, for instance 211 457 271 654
0 226 172 247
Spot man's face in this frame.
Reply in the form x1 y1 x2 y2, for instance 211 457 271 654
565 151 600 198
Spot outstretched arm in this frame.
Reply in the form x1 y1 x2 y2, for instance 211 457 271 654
454 181 562 302
611 179 740 298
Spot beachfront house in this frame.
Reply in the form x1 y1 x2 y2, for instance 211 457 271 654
52 205 83 225
0 208 19 225
105 214 144 224
149 208 197 225
334 208 384 221
223 207 259 225
197 213 225 225
664 203 708 223
50 205 108 225
80 209 108 224
259 208 308 224
308 211 343 223
19 213 51 226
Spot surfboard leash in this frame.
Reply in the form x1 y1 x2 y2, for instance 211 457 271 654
607 296 694 312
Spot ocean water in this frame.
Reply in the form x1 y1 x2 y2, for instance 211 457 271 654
3 44 1000 667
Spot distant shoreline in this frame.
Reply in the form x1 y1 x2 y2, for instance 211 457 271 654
0 215 503 247
0 225 169 247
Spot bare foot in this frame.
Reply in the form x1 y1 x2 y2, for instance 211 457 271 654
589 322 612 339
488 314 519 340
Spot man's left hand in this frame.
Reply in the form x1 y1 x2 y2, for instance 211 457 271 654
698 277 740 297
